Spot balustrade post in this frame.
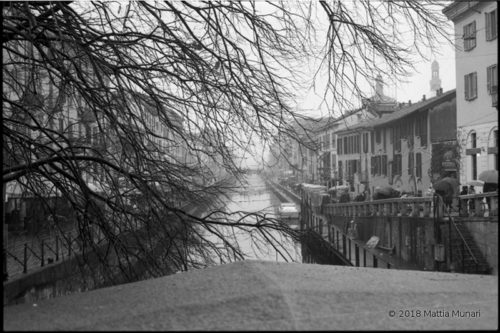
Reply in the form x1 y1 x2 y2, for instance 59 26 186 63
23 243 27 273
348 239 352 261
355 244 360 267
342 235 346 255
373 255 378 268
423 200 431 217
459 197 467 217
363 248 367 267
411 201 419 217
41 240 44 267
56 236 59 261
400 201 407 216
491 196 498 216
475 197 484 217
68 232 72 257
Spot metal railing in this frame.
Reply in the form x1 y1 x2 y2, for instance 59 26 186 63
435 194 480 273
4 229 106 281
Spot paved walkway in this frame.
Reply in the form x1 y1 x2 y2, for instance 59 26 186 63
3 261 498 330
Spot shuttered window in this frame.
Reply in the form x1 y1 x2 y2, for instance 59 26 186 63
463 21 476 51
416 153 422 178
486 9 497 41
464 72 477 101
487 64 497 95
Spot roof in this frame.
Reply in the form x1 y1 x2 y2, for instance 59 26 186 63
336 89 456 135
3 261 497 330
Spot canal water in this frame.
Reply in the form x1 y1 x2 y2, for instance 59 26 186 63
193 173 301 265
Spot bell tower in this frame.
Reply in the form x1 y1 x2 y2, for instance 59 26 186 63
430 60 442 95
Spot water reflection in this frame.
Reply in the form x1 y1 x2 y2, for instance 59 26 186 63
196 173 301 264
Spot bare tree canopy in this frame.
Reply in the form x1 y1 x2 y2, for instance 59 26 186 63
2 1 450 285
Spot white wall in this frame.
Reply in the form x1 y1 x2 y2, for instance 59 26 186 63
453 1 498 184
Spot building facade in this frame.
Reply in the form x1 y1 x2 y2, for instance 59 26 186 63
443 1 498 186
336 90 457 197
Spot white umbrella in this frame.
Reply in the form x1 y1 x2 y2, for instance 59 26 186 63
466 180 484 187
328 185 349 192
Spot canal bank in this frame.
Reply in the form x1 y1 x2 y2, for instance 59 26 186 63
4 174 301 305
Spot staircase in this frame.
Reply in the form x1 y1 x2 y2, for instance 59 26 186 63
449 218 491 274
435 195 491 275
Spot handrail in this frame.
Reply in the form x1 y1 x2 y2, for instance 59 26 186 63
435 194 479 268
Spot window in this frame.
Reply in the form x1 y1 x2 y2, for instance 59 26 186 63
416 153 422 178
486 9 497 41
85 124 92 144
58 118 64 133
375 129 381 143
394 125 401 151
464 72 477 101
363 133 368 153
393 154 402 176
463 21 476 51
382 128 386 151
331 134 336 151
371 131 374 153
381 155 387 176
338 161 343 179
92 126 99 145
408 152 414 177
487 64 498 95
338 138 343 155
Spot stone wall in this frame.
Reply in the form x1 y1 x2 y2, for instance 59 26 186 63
326 215 437 271
462 220 498 275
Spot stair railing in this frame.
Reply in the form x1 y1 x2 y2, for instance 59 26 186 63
435 194 479 273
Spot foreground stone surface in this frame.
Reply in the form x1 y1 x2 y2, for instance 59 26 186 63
3 261 498 330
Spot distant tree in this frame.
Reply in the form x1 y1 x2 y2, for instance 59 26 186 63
3 1 450 287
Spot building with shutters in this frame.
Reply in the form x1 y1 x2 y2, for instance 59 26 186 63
443 1 498 186
335 89 457 197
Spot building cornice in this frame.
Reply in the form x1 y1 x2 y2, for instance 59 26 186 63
442 1 481 22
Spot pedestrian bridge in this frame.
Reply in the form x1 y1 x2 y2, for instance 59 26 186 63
3 261 497 330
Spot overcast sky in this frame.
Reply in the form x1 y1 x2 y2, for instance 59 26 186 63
294 2 457 119
242 2 457 168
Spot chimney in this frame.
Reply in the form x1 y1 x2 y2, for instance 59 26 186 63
436 88 443 96
408 100 412 106
422 94 426 101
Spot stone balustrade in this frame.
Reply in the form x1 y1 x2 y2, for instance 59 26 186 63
458 192 498 217
323 192 498 218
323 196 435 218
